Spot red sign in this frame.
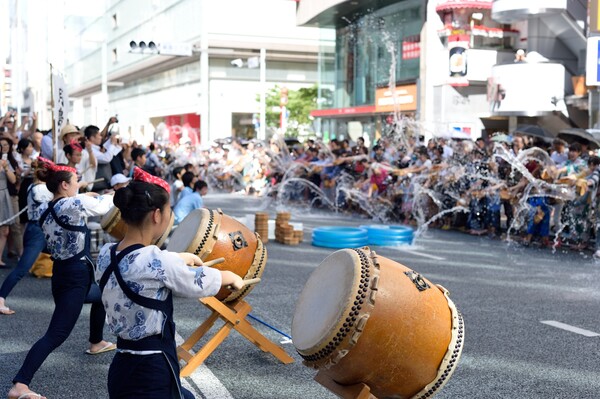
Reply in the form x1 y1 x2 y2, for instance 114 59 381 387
402 35 421 60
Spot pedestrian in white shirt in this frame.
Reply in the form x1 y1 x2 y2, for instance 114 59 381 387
85 125 121 191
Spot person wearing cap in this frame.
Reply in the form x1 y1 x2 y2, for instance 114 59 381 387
110 173 130 190
56 124 97 192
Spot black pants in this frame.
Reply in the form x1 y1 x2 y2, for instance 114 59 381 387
13 260 106 385
108 352 194 399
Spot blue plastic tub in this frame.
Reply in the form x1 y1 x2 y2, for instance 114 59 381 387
359 225 414 246
311 239 369 249
311 226 369 249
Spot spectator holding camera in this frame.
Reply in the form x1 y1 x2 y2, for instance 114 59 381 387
0 112 17 142
57 125 97 192
85 125 121 192
0 112 37 145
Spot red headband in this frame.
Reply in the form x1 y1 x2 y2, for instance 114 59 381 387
38 157 77 174
133 166 170 193
69 139 83 152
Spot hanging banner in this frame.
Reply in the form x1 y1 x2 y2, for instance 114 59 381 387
51 73 70 157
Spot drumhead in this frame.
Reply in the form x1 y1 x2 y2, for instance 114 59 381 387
101 206 120 230
166 208 211 253
292 249 361 353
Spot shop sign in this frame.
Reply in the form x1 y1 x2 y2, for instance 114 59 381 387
375 83 417 113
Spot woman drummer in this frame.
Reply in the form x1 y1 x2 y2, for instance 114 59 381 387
8 157 115 399
95 167 243 399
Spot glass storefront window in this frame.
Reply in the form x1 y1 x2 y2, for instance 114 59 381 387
330 0 423 109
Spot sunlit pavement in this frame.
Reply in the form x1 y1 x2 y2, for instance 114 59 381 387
1 192 599 398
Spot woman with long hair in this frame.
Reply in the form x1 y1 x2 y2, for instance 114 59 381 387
95 167 243 398
0 136 24 259
7 158 115 399
0 136 17 267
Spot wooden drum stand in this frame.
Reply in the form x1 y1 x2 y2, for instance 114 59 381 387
177 279 294 377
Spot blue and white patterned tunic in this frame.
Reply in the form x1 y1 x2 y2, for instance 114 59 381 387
27 183 53 222
39 194 113 260
95 244 222 341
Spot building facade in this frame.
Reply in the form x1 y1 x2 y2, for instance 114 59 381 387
300 0 589 142
298 0 424 143
60 0 327 145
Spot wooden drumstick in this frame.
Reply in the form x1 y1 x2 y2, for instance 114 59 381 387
242 278 261 287
226 278 261 291
202 257 225 267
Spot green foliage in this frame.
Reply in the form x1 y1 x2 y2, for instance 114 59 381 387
257 85 318 137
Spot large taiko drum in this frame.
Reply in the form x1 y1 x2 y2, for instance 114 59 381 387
101 206 174 247
166 208 267 302
292 247 464 399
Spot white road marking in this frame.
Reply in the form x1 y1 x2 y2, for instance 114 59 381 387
176 332 235 399
540 321 600 337
426 247 499 258
280 338 293 345
392 247 446 261
414 237 465 246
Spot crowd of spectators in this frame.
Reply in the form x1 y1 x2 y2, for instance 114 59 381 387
1 111 599 261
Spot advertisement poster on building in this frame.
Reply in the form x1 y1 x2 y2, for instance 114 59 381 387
448 36 469 86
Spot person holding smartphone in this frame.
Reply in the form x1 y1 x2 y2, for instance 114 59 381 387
0 137 17 267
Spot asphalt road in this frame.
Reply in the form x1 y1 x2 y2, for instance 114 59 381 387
1 192 600 398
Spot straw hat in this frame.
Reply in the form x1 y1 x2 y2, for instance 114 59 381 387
59 124 80 142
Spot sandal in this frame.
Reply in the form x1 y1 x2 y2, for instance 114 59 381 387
85 341 116 355
0 306 15 315
17 393 44 399
7 390 45 399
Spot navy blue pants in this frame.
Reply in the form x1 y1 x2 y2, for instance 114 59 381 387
13 260 106 386
0 222 46 299
108 352 194 399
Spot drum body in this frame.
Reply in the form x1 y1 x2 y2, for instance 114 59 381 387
167 208 267 302
101 206 127 241
101 206 173 248
292 247 464 399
